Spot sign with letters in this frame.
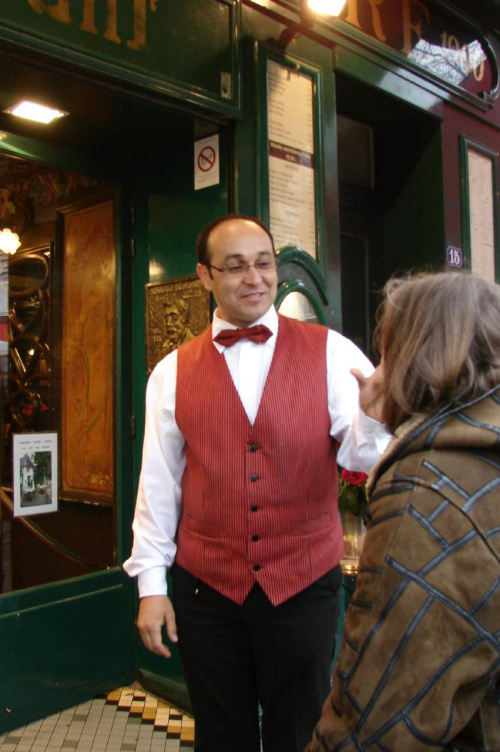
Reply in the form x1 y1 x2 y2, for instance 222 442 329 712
0 0 239 112
267 59 317 258
340 0 496 103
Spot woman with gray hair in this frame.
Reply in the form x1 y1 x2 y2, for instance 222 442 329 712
306 271 500 752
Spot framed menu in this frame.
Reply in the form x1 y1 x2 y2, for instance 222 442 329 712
262 54 322 259
460 137 499 281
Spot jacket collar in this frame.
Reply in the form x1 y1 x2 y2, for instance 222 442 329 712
367 385 500 497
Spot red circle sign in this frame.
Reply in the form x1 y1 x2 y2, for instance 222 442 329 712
198 146 216 172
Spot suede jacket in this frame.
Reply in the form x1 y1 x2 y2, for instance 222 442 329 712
305 387 500 752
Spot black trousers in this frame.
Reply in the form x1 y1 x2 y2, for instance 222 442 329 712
171 563 341 752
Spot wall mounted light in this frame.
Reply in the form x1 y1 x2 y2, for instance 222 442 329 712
3 100 68 124
307 0 348 15
278 0 348 49
0 228 21 255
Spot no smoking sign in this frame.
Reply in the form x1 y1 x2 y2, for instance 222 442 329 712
198 146 216 172
194 134 220 190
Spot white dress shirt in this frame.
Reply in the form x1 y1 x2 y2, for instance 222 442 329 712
123 305 391 597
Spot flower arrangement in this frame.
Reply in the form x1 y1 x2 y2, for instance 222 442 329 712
338 468 369 573
337 468 368 519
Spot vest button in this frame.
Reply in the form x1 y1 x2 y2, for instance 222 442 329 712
253 564 261 572
250 444 258 452
251 474 258 482
251 505 259 512
252 535 259 542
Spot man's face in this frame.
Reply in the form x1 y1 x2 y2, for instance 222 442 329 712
197 218 278 327
164 305 186 345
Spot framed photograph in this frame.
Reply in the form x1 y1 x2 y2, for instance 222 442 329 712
13 432 58 517
146 275 210 374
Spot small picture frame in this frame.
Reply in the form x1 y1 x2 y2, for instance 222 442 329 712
13 432 58 517
146 275 210 374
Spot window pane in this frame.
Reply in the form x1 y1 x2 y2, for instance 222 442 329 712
0 155 116 594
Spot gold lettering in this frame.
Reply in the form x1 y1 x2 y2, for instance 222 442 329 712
28 0 70 24
344 0 387 43
344 0 361 28
80 0 120 43
462 44 471 75
473 58 484 82
127 0 151 50
27 0 154 50
80 0 97 35
442 32 485 82
402 0 430 55
104 0 120 44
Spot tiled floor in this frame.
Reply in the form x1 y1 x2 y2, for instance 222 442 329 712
0 686 195 752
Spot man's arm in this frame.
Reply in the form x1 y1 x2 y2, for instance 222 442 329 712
123 351 185 658
326 330 390 473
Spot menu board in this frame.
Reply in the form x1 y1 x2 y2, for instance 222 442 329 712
267 59 317 258
468 148 496 282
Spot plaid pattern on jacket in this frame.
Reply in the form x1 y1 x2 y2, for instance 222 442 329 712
305 387 500 752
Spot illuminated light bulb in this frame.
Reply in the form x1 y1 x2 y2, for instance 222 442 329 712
0 228 21 255
307 0 348 16
4 101 67 124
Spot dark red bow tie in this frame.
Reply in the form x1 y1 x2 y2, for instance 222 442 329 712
214 324 272 347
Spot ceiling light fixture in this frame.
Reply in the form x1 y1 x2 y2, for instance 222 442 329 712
3 100 68 124
0 228 21 255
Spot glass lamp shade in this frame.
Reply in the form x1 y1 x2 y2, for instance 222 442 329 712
0 228 21 254
307 0 348 16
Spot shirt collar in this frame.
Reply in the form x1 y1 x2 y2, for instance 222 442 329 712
211 305 278 351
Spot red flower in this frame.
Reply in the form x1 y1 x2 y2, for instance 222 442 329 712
341 469 367 486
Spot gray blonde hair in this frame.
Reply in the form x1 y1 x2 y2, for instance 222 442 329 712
375 271 500 432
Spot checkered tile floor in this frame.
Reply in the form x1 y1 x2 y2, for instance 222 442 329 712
0 686 195 752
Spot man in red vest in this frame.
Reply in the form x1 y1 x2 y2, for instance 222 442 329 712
124 215 390 752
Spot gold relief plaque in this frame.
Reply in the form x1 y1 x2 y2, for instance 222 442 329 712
146 275 210 374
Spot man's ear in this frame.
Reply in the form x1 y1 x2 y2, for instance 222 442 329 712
197 263 213 292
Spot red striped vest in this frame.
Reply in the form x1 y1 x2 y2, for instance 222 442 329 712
175 313 343 605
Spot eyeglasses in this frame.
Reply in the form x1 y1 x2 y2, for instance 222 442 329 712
208 258 277 277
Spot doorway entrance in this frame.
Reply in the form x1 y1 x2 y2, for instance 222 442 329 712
0 46 228 732
335 74 445 360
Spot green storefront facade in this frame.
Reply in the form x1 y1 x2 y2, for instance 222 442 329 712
0 0 499 732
